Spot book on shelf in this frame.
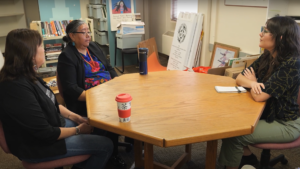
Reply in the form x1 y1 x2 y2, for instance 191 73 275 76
45 43 62 53
41 22 45 35
39 20 72 37
59 21 66 35
215 86 247 93
50 21 58 36
54 21 61 36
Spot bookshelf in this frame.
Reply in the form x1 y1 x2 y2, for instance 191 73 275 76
0 0 27 52
30 21 65 68
30 19 93 68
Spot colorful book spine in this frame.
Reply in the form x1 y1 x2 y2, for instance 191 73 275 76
48 22 54 36
45 21 50 37
50 21 58 36
54 20 62 36
41 22 45 36
59 21 66 35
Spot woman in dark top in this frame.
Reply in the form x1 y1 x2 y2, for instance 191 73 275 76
0 29 113 169
57 20 126 167
218 16 300 169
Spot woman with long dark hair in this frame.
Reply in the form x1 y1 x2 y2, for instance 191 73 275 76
0 29 113 169
219 16 300 169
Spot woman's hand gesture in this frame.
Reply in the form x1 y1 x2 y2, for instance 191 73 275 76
251 82 265 94
70 113 89 125
77 123 94 134
244 67 257 82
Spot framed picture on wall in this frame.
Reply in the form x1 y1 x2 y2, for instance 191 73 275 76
224 0 268 8
210 42 240 68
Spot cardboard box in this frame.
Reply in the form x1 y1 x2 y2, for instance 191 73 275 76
224 67 244 79
37 67 56 78
245 58 257 68
207 66 231 76
117 22 145 35
230 54 260 68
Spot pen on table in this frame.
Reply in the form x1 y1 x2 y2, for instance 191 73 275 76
235 86 241 93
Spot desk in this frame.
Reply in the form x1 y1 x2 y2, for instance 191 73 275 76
86 71 265 169
43 76 65 105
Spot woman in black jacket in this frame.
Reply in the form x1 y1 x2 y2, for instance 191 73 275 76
0 29 113 169
57 20 126 167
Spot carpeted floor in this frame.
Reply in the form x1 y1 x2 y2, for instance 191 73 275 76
3 139 300 169
2 54 300 169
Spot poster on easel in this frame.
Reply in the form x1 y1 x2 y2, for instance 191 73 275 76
167 12 203 71
109 0 135 31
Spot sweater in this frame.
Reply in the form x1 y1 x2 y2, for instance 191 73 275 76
0 77 66 159
57 42 117 116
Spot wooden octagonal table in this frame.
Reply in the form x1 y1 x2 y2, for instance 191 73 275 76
86 70 265 169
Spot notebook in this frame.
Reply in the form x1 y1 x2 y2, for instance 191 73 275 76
215 86 247 93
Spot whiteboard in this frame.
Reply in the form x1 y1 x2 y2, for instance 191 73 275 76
224 0 268 8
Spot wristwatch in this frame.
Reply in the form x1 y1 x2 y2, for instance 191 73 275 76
75 126 80 135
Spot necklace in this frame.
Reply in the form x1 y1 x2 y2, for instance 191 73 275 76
81 48 100 72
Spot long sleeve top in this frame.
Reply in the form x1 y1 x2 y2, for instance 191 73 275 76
0 77 66 159
242 54 300 122
57 42 117 116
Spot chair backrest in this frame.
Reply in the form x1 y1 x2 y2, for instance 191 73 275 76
297 86 300 111
56 72 64 99
0 120 10 153
147 52 167 72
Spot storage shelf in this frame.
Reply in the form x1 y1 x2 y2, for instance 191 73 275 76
46 51 61 55
43 36 64 40
46 60 58 64
0 12 24 18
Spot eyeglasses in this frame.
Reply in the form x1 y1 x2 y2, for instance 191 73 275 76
261 27 270 36
73 32 92 36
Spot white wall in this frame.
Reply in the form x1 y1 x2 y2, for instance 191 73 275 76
214 0 267 55
80 0 89 19
147 0 267 66
24 0 40 27
148 0 169 53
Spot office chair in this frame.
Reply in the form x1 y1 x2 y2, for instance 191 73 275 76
147 52 167 72
250 89 300 169
114 37 139 74
0 120 90 169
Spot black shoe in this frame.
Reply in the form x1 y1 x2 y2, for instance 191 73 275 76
239 154 259 169
109 154 126 168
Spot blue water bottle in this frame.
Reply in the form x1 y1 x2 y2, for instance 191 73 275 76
139 48 148 75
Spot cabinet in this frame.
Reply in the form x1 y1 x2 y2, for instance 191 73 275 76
267 0 300 24
0 0 27 52
87 2 110 61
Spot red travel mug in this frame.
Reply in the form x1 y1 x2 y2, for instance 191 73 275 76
115 93 132 123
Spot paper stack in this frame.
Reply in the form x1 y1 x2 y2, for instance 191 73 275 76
215 86 247 93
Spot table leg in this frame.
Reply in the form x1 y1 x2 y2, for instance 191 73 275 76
134 140 143 168
205 140 218 169
144 142 154 169
186 144 192 161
